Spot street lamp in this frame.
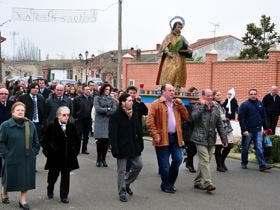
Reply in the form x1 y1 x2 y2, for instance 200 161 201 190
79 51 95 83
0 19 11 83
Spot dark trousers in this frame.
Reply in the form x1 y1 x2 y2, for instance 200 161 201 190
267 115 279 135
215 143 233 167
185 141 197 167
47 169 70 199
96 138 109 161
155 134 183 190
76 119 92 152
33 122 42 143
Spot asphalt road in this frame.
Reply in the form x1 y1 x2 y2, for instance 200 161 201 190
1 138 279 210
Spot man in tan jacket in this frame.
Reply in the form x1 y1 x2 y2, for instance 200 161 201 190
147 84 189 193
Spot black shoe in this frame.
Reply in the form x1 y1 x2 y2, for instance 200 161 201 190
102 160 108 167
47 192 54 199
221 161 228 171
96 161 101 167
1 193 9 204
217 166 226 172
82 151 89 155
126 185 133 195
259 164 272 172
171 186 177 192
241 164 248 169
19 202 30 210
161 188 175 194
61 198 69 204
119 194 128 202
187 166 196 173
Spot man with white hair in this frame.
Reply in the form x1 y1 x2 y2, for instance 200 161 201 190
262 86 280 134
45 84 72 125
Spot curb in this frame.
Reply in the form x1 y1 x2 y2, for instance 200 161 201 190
143 136 280 169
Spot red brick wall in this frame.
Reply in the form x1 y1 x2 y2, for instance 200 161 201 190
123 51 280 104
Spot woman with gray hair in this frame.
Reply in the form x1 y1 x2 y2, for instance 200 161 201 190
42 106 80 204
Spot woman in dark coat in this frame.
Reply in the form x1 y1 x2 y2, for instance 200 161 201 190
94 83 116 167
0 102 40 210
109 93 143 202
41 106 80 204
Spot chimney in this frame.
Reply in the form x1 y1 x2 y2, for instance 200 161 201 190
130 47 136 56
136 49 141 61
156 43 161 52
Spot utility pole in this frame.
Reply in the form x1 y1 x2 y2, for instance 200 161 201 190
117 0 122 89
10 31 19 65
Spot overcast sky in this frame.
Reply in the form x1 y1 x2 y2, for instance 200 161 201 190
0 0 279 60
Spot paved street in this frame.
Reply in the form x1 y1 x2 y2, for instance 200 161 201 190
1 138 279 210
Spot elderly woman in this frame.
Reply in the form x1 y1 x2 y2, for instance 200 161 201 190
42 106 80 204
94 83 116 167
0 102 40 210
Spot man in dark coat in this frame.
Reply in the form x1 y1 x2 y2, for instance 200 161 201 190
38 79 52 100
42 106 80 204
0 88 15 176
18 82 46 142
45 84 72 125
262 86 280 135
109 93 143 202
72 85 94 154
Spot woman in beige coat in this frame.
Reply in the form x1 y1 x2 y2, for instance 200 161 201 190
213 90 235 172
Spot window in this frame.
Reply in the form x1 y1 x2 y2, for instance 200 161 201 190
129 79 135 86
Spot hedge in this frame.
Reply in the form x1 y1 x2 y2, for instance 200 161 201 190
269 135 280 163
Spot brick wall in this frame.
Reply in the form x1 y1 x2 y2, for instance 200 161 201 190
123 50 280 104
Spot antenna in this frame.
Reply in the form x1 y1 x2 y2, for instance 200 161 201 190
209 21 220 49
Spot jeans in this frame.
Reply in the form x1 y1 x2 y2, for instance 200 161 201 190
155 134 183 190
241 131 266 167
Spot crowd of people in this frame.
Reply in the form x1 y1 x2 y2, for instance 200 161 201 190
0 78 279 209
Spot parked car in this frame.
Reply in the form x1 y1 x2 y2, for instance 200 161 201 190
57 79 77 85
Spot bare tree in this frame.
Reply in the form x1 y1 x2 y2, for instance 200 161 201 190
15 38 40 61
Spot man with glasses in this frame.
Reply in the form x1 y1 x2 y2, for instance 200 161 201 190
0 88 15 175
45 84 72 125
239 88 272 171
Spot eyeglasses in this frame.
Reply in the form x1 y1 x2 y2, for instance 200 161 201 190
61 113 70 117
0 93 8 95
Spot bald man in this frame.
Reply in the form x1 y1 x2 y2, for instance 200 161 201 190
191 89 228 192
262 86 280 134
45 85 72 125
147 84 189 193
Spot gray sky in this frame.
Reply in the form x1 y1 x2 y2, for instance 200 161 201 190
0 0 279 60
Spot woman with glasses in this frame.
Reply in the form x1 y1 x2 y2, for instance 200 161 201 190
42 106 80 204
94 83 116 167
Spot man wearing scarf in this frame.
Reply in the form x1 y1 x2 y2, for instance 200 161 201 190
109 93 143 202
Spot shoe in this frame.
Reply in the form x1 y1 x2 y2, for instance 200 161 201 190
1 193 9 204
217 166 226 172
206 184 216 192
47 192 54 199
102 160 108 167
119 194 128 202
161 188 175 193
186 164 196 173
19 202 30 210
82 151 89 155
61 198 69 204
221 161 228 171
241 164 248 169
259 164 272 172
194 183 206 190
171 186 177 192
96 161 101 167
126 185 133 195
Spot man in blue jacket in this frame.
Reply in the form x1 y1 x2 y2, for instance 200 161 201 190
238 88 272 171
